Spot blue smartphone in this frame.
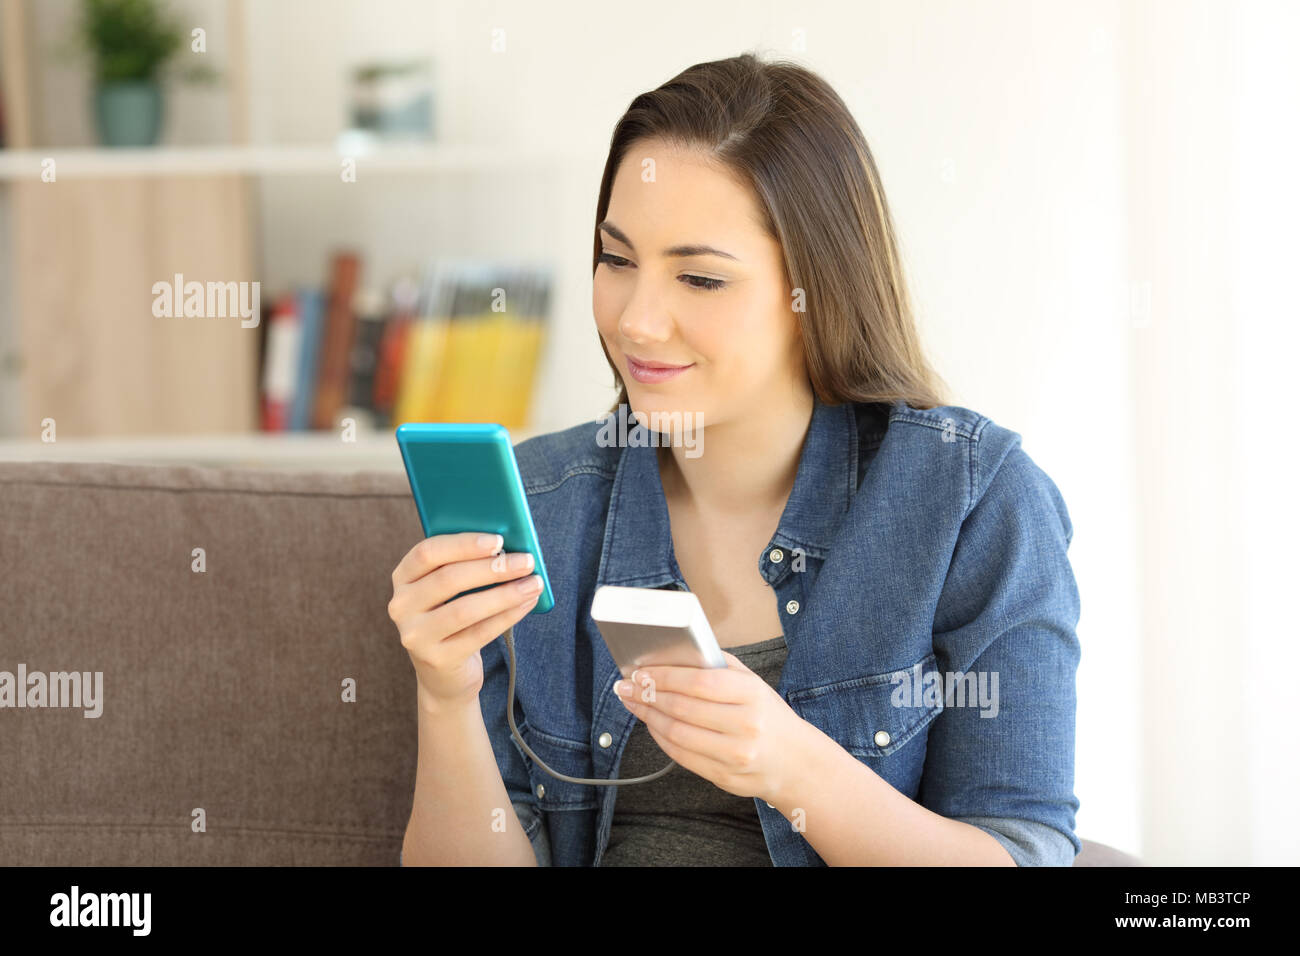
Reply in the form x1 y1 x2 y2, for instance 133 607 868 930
395 422 555 614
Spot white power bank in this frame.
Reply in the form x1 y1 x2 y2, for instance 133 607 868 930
590 584 727 677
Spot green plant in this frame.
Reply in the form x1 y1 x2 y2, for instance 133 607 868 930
353 60 430 84
78 0 216 84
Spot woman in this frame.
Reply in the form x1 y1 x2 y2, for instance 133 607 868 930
393 52 1081 866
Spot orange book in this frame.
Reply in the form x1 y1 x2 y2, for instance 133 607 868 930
372 277 420 425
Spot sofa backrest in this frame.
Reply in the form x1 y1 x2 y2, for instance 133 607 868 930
0 461 422 865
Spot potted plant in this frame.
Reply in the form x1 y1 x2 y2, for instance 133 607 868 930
77 0 213 147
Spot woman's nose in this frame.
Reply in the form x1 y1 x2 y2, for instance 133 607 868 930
617 282 674 343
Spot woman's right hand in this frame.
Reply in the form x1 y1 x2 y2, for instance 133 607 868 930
389 531 544 712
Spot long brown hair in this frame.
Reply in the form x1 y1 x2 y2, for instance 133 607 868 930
594 51 947 413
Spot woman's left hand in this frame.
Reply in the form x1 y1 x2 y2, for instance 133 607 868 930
613 651 813 804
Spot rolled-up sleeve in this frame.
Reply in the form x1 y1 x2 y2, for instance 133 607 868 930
478 629 552 866
951 814 1077 866
919 436 1082 865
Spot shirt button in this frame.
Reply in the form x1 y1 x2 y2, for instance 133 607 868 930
536 784 545 798
769 548 784 563
598 732 613 748
785 599 800 615
874 730 891 747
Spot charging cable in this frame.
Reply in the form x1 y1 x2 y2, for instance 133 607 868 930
503 624 676 785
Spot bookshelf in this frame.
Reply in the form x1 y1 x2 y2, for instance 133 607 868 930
0 0 603 443
0 143 582 179
0 427 541 472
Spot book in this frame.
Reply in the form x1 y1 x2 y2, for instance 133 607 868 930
390 259 551 430
258 256 551 433
340 287 388 428
311 251 362 430
288 287 325 431
259 294 301 431
392 261 454 426
370 276 419 428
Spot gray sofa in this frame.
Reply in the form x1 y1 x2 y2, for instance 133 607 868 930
0 460 1139 866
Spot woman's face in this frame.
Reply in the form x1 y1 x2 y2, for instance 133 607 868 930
593 137 806 431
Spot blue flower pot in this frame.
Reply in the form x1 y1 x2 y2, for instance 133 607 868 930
94 81 163 147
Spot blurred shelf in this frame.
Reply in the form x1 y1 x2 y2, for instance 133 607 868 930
0 143 584 180
0 426 541 472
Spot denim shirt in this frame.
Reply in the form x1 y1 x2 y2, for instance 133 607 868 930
471 395 1081 866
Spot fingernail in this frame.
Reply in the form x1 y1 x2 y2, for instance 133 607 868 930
478 533 502 552
516 574 543 595
613 679 627 696
507 552 534 572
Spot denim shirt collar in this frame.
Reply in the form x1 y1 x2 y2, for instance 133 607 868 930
594 394 860 591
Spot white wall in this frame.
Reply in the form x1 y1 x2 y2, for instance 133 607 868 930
1123 0 1247 865
1228 0 1298 867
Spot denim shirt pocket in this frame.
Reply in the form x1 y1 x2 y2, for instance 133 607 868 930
785 651 944 760
517 721 601 812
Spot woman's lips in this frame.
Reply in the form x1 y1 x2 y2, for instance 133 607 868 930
626 355 694 384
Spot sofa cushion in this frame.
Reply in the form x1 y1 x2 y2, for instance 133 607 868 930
0 461 420 865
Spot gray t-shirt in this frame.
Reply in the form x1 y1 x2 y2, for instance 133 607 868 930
599 634 788 866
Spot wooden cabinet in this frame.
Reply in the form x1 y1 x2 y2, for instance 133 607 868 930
9 174 258 435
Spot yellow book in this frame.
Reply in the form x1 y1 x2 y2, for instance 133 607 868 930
479 310 516 426
500 318 544 429
391 316 449 424
435 312 485 422
392 264 454 424
397 263 550 427
436 268 514 424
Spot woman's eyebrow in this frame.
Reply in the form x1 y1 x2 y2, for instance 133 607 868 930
598 220 739 261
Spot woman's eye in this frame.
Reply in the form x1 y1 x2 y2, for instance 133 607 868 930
598 252 725 292
682 274 726 292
